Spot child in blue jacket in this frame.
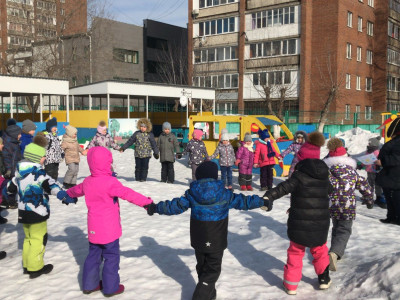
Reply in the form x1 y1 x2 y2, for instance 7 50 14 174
145 161 270 300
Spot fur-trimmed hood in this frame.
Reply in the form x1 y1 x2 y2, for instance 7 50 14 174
294 130 308 144
324 155 356 169
136 118 152 133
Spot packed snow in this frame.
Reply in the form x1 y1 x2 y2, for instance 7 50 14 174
1 128 399 300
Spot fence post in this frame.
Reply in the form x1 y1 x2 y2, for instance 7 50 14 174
285 110 289 124
353 113 358 128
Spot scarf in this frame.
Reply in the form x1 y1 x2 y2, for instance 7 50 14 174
258 139 276 158
244 142 254 152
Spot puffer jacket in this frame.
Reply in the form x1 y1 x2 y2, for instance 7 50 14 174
254 139 278 167
236 141 255 175
281 142 302 177
263 159 333 248
2 129 22 176
87 132 120 150
157 132 180 163
121 131 158 158
61 135 85 164
209 142 236 167
44 131 64 164
67 147 152 245
376 135 400 190
20 132 34 155
183 139 208 165
324 156 373 220
155 178 264 253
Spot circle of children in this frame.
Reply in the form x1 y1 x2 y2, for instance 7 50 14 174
0 115 399 299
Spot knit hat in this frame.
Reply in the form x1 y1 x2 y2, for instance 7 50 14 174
97 120 107 133
5 124 22 139
221 133 229 141
6 118 17 127
326 137 347 156
193 129 203 140
46 117 57 132
296 131 325 161
221 128 228 135
387 117 400 138
195 161 218 180
368 137 380 148
258 129 270 140
162 122 171 131
22 119 37 134
244 132 252 142
24 135 48 164
65 125 77 137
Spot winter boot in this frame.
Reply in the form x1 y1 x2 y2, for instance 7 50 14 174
29 264 54 279
210 288 217 300
246 185 253 191
240 185 247 191
0 251 6 260
318 266 331 290
104 284 124 297
83 281 102 295
282 282 297 295
260 187 268 191
329 252 338 271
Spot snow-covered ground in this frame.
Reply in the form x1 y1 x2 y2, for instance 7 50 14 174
1 128 399 300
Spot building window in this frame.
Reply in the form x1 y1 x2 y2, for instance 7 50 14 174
347 11 353 27
390 0 400 13
346 74 351 89
113 48 139 64
251 6 295 30
346 43 352 59
199 0 237 8
358 16 363 32
60 8 64 15
367 21 374 36
387 75 396 91
194 46 238 63
60 0 65 3
193 73 239 89
366 77 372 91
365 106 372 120
85 75 90 84
249 38 298 58
366 49 373 64
345 104 351 120
252 70 292 86
368 0 374 7
388 48 400 66
357 46 362 61
355 105 361 119
199 16 236 36
72 77 77 87
356 76 361 90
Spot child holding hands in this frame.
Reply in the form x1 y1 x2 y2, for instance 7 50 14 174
66 146 153 296
183 129 208 181
235 132 255 191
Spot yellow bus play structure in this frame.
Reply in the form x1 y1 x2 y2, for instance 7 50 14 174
188 112 294 176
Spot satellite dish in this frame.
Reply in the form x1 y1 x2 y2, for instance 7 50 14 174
180 95 188 107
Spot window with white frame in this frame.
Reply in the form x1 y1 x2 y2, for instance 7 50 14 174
251 6 296 30
368 0 374 7
356 76 361 90
356 105 361 119
346 74 351 89
365 106 372 120
345 104 351 120
366 77 372 91
357 46 362 61
346 43 352 59
198 16 236 36
193 74 239 89
252 70 292 86
249 38 298 58
347 11 353 27
199 0 237 9
194 46 237 63
367 49 373 64
358 17 363 32
387 75 397 91
367 21 374 36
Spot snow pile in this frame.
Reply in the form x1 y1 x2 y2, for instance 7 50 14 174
335 128 381 156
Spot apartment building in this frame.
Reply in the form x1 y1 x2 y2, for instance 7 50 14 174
188 0 399 120
0 0 87 75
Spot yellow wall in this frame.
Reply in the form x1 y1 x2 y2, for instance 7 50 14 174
69 110 108 128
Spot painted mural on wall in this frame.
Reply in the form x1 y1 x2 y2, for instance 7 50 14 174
109 118 140 143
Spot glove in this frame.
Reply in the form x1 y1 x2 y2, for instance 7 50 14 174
261 195 273 211
153 153 159 160
235 159 241 166
57 191 78 205
4 170 11 179
119 149 125 153
253 163 259 168
144 203 156 216
61 153 65 159
112 172 118 177
267 151 276 158
176 153 182 159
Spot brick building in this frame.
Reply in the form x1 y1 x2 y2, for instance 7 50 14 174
0 0 87 75
188 0 400 122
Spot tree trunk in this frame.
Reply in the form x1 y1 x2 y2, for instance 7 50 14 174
317 87 336 132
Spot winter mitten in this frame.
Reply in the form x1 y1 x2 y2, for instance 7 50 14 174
261 197 273 211
153 153 159 160
176 153 182 159
235 159 241 166
112 172 118 177
253 163 259 168
61 153 65 159
57 191 78 205
144 203 156 216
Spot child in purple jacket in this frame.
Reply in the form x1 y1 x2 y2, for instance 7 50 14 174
324 138 372 272
280 130 307 177
235 132 255 191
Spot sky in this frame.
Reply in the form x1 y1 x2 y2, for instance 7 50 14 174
109 0 188 28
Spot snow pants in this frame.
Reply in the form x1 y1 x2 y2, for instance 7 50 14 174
135 157 150 181
330 219 353 258
82 239 120 295
45 163 59 180
260 164 274 189
191 163 199 181
283 241 329 291
161 161 175 183
238 173 252 187
367 172 383 198
64 163 79 185
22 221 48 272
383 188 400 224
192 250 224 300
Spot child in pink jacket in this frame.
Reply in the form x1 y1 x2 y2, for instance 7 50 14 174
254 129 278 191
67 146 152 297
